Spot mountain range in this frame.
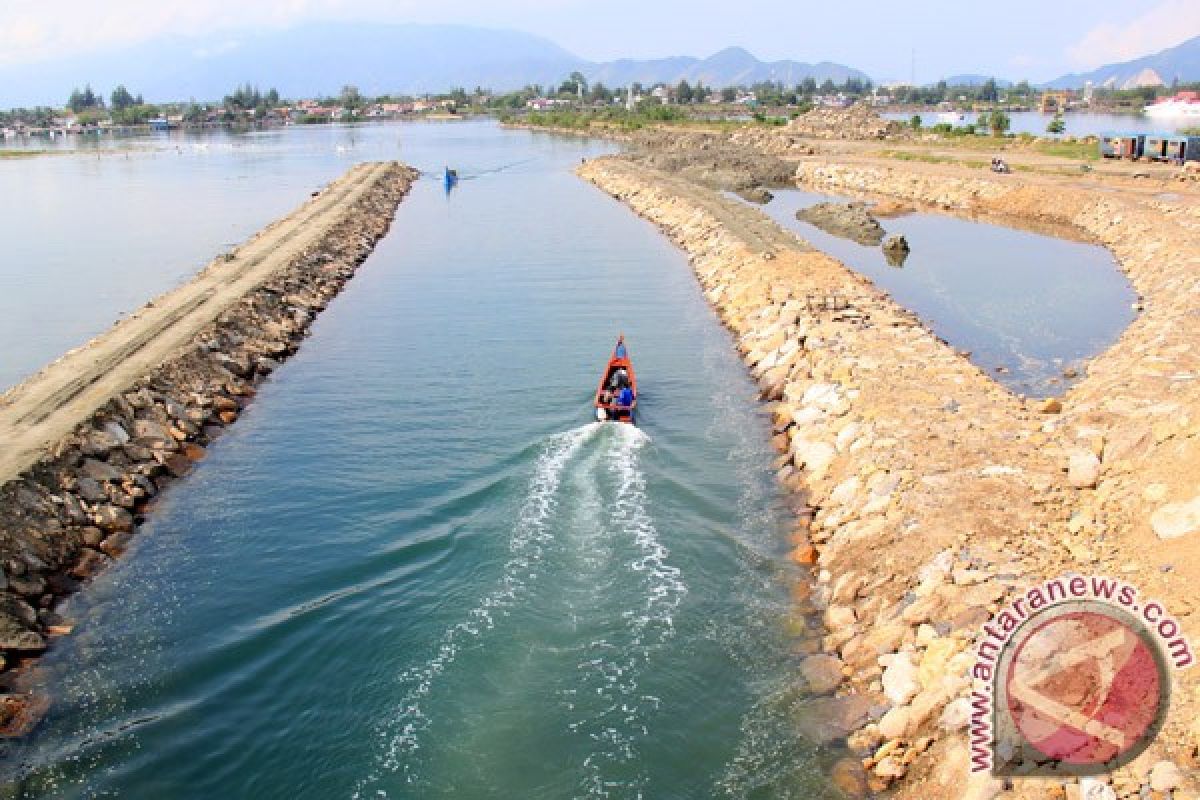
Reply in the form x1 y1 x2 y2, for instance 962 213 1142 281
1 22 1197 108
0 24 866 107
1045 34 1200 89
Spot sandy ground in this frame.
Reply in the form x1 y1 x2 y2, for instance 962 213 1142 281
0 161 393 487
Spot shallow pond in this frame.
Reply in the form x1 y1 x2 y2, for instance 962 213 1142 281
751 188 1137 396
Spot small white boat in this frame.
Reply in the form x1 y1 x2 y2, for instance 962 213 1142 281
936 112 967 125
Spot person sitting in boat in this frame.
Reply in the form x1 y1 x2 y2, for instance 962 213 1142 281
599 388 613 405
610 367 630 390
617 386 634 408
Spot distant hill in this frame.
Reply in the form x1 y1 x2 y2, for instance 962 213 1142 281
940 75 1014 88
1046 34 1200 89
0 24 585 107
587 46 869 88
0 25 869 108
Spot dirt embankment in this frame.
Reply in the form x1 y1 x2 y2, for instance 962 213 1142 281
579 155 1200 799
0 161 417 731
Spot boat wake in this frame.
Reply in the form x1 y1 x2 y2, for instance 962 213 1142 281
564 424 687 798
356 423 601 794
355 422 689 798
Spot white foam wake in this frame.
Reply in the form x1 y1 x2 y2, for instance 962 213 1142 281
356 423 600 796
570 424 688 798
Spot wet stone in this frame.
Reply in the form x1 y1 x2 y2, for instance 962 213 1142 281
800 653 845 694
93 505 133 533
75 477 107 504
99 533 133 559
70 549 111 581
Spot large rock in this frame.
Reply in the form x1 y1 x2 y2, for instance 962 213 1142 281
85 429 123 454
1150 495 1200 540
800 653 844 694
939 696 971 731
825 605 857 630
918 638 959 689
1148 760 1183 792
842 624 908 667
102 420 131 443
877 705 911 739
796 693 876 743
0 598 43 652
829 756 868 797
792 438 837 479
80 458 123 483
75 477 108 504
71 549 112 580
1067 450 1101 488
93 505 133 533
881 234 910 267
1078 777 1116 800
132 419 177 449
882 655 920 706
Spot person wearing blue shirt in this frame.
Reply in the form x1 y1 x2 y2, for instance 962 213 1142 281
617 387 634 408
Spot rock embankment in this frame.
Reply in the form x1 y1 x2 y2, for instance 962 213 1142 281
0 161 417 732
579 155 1200 799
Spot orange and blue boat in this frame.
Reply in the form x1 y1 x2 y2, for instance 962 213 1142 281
594 336 637 424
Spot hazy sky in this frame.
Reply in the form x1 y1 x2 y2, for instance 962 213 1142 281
2 0 1198 82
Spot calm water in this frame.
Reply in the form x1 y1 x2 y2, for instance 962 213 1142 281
0 122 834 798
0 123 439 389
751 189 1136 396
884 110 1195 136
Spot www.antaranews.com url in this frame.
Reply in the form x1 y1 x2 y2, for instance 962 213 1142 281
967 573 1194 773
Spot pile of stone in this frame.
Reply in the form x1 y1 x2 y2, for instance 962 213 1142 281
797 202 887 246
786 104 903 140
0 165 416 732
728 126 820 157
628 129 796 191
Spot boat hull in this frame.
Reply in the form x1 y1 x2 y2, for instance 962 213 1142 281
594 337 637 424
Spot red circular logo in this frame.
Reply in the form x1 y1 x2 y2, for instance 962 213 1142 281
1004 609 1165 767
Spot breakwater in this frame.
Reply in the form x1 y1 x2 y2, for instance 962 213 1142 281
579 155 1200 798
0 161 416 729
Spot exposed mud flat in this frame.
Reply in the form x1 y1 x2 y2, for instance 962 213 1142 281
0 162 417 731
795 201 886 246
580 154 1200 799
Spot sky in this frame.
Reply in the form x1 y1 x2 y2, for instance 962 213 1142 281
1 0 1198 83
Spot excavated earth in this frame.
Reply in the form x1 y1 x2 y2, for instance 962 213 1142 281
579 144 1200 800
0 161 417 733
795 201 887 246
